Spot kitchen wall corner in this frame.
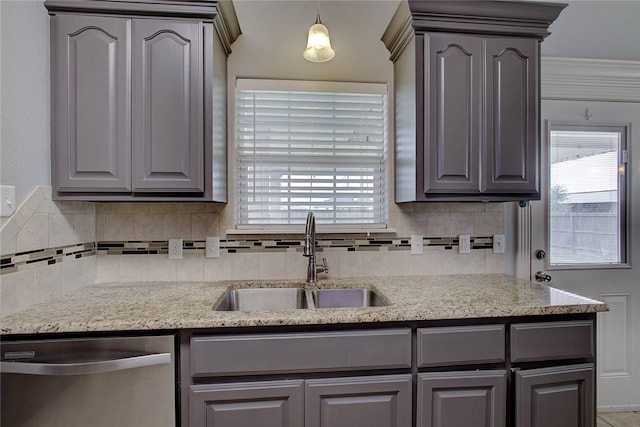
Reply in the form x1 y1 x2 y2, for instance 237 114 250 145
0 186 96 315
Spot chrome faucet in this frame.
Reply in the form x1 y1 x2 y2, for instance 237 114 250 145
303 211 328 284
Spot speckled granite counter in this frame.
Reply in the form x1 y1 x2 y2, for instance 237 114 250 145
0 274 607 335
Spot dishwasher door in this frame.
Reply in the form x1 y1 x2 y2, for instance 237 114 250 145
1 335 176 427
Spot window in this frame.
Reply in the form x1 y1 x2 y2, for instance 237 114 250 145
235 79 387 229
548 125 629 266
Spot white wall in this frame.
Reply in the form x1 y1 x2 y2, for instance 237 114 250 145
541 0 640 61
0 1 51 206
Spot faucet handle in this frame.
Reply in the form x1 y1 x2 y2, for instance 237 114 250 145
317 257 329 274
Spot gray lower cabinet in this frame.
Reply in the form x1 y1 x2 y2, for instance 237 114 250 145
185 329 412 427
515 364 595 427
305 375 412 427
417 370 507 427
183 318 596 427
189 380 304 427
189 375 411 427
46 0 239 201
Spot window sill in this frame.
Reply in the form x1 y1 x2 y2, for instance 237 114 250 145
226 227 397 237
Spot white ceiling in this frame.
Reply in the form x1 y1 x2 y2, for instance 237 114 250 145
231 0 640 62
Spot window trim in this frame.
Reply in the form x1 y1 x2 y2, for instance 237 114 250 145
545 122 631 271
233 78 389 232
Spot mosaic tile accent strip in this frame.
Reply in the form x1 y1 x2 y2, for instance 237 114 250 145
1 243 96 275
95 236 495 255
1 236 495 275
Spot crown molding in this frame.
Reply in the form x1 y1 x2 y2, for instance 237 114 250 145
541 57 640 103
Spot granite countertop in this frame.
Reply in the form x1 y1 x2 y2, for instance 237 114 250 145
0 274 608 335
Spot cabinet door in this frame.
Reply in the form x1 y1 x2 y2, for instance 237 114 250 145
424 33 482 194
484 38 539 196
417 370 507 427
305 375 412 427
515 364 594 427
189 380 304 427
53 14 131 192
132 19 204 192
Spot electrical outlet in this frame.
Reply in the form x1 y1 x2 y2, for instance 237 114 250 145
206 237 220 258
411 235 423 255
168 238 183 259
493 234 505 254
459 234 471 254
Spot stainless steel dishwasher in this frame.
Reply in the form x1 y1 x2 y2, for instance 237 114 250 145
1 335 176 427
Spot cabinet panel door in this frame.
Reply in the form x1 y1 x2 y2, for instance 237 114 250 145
515 364 594 427
132 19 204 192
305 375 412 427
424 33 482 194
53 14 131 192
189 380 304 427
484 38 539 196
417 370 507 427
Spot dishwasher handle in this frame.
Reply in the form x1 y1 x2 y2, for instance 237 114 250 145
1 351 171 376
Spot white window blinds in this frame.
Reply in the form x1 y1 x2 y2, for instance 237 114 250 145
235 80 387 228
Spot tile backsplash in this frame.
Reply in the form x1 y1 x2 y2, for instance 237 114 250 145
1 186 506 315
0 186 96 315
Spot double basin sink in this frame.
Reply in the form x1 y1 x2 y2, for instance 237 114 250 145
214 287 389 311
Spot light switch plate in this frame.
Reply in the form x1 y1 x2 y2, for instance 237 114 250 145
411 235 423 255
206 237 220 258
0 185 16 217
168 238 183 259
459 234 471 254
493 234 505 253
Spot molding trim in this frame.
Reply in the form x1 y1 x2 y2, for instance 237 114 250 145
541 57 640 102
515 203 532 281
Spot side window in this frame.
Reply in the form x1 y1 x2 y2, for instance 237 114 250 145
235 79 388 230
548 125 629 267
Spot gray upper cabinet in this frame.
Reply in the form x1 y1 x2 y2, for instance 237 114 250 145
383 1 566 202
484 37 539 195
52 14 131 193
424 33 482 194
132 19 204 193
46 0 240 201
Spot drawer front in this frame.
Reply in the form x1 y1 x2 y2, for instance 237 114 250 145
511 321 594 363
417 325 505 367
191 328 411 377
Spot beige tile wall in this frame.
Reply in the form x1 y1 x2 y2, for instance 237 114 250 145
95 201 506 283
0 186 97 315
1 188 507 312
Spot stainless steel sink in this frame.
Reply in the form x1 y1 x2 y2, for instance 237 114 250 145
213 287 389 311
312 288 388 309
214 288 311 311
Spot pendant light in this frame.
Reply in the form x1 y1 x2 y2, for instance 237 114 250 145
303 1 335 63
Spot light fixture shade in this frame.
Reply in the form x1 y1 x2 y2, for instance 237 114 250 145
303 16 335 63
